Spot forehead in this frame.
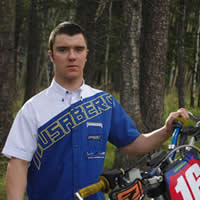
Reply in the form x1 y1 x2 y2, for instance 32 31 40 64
54 33 87 47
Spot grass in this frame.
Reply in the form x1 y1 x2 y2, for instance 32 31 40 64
104 142 116 169
0 156 8 200
1 89 200 199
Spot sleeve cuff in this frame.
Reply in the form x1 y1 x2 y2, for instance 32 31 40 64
2 147 34 162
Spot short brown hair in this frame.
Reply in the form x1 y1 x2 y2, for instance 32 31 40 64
48 21 87 52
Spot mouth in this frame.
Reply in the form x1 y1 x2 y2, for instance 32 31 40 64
67 65 78 68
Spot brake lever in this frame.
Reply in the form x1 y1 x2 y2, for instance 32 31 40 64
181 126 199 135
179 126 199 148
189 112 200 124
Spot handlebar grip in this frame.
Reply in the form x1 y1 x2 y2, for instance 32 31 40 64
174 117 188 126
74 176 110 200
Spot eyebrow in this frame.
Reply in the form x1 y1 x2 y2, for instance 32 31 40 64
56 45 86 49
56 46 68 50
56 45 87 51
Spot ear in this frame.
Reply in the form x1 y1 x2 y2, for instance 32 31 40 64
48 50 54 63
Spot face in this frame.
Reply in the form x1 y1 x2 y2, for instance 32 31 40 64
48 33 88 85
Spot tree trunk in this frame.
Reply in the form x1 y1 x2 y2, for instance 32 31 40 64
190 9 200 107
198 85 200 107
176 0 186 108
198 57 200 108
120 0 144 131
114 0 144 169
0 0 16 149
24 0 42 102
104 0 112 91
23 0 56 102
75 0 99 86
140 0 170 131
169 63 178 90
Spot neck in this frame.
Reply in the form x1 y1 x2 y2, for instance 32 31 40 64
54 77 83 91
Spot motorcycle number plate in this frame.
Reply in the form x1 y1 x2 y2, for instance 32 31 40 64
165 152 200 200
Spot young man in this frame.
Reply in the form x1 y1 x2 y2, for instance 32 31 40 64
2 22 189 200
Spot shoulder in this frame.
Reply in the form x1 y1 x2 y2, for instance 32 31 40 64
82 84 114 99
20 88 50 115
81 84 103 97
81 85 123 111
27 88 49 104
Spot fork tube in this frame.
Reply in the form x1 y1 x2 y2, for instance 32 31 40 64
169 127 180 160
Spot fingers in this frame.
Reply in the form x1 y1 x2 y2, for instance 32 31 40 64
177 108 190 120
167 108 189 124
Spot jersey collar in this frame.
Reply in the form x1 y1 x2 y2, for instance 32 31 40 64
49 79 87 102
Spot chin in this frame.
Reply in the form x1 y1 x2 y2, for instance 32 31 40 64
64 75 81 81
65 72 83 80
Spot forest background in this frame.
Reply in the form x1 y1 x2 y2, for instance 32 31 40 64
0 0 200 198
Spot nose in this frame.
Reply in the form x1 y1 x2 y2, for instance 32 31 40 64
68 49 76 60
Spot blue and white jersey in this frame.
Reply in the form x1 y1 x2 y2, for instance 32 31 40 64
2 79 140 200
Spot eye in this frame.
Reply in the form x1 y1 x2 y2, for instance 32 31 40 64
75 46 85 52
56 47 68 53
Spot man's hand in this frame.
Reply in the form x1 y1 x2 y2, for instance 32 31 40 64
164 108 189 135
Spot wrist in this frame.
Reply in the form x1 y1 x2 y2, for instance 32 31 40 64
162 125 173 138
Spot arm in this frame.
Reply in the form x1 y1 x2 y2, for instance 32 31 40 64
6 157 29 200
121 108 189 155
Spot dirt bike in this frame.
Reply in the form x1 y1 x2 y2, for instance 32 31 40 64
74 112 200 200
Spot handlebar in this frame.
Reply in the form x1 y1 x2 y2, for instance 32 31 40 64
189 112 200 123
74 176 110 200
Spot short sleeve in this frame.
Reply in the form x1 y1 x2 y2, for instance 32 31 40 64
108 97 140 148
2 103 38 162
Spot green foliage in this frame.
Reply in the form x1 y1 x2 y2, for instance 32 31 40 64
104 142 116 169
0 156 8 200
